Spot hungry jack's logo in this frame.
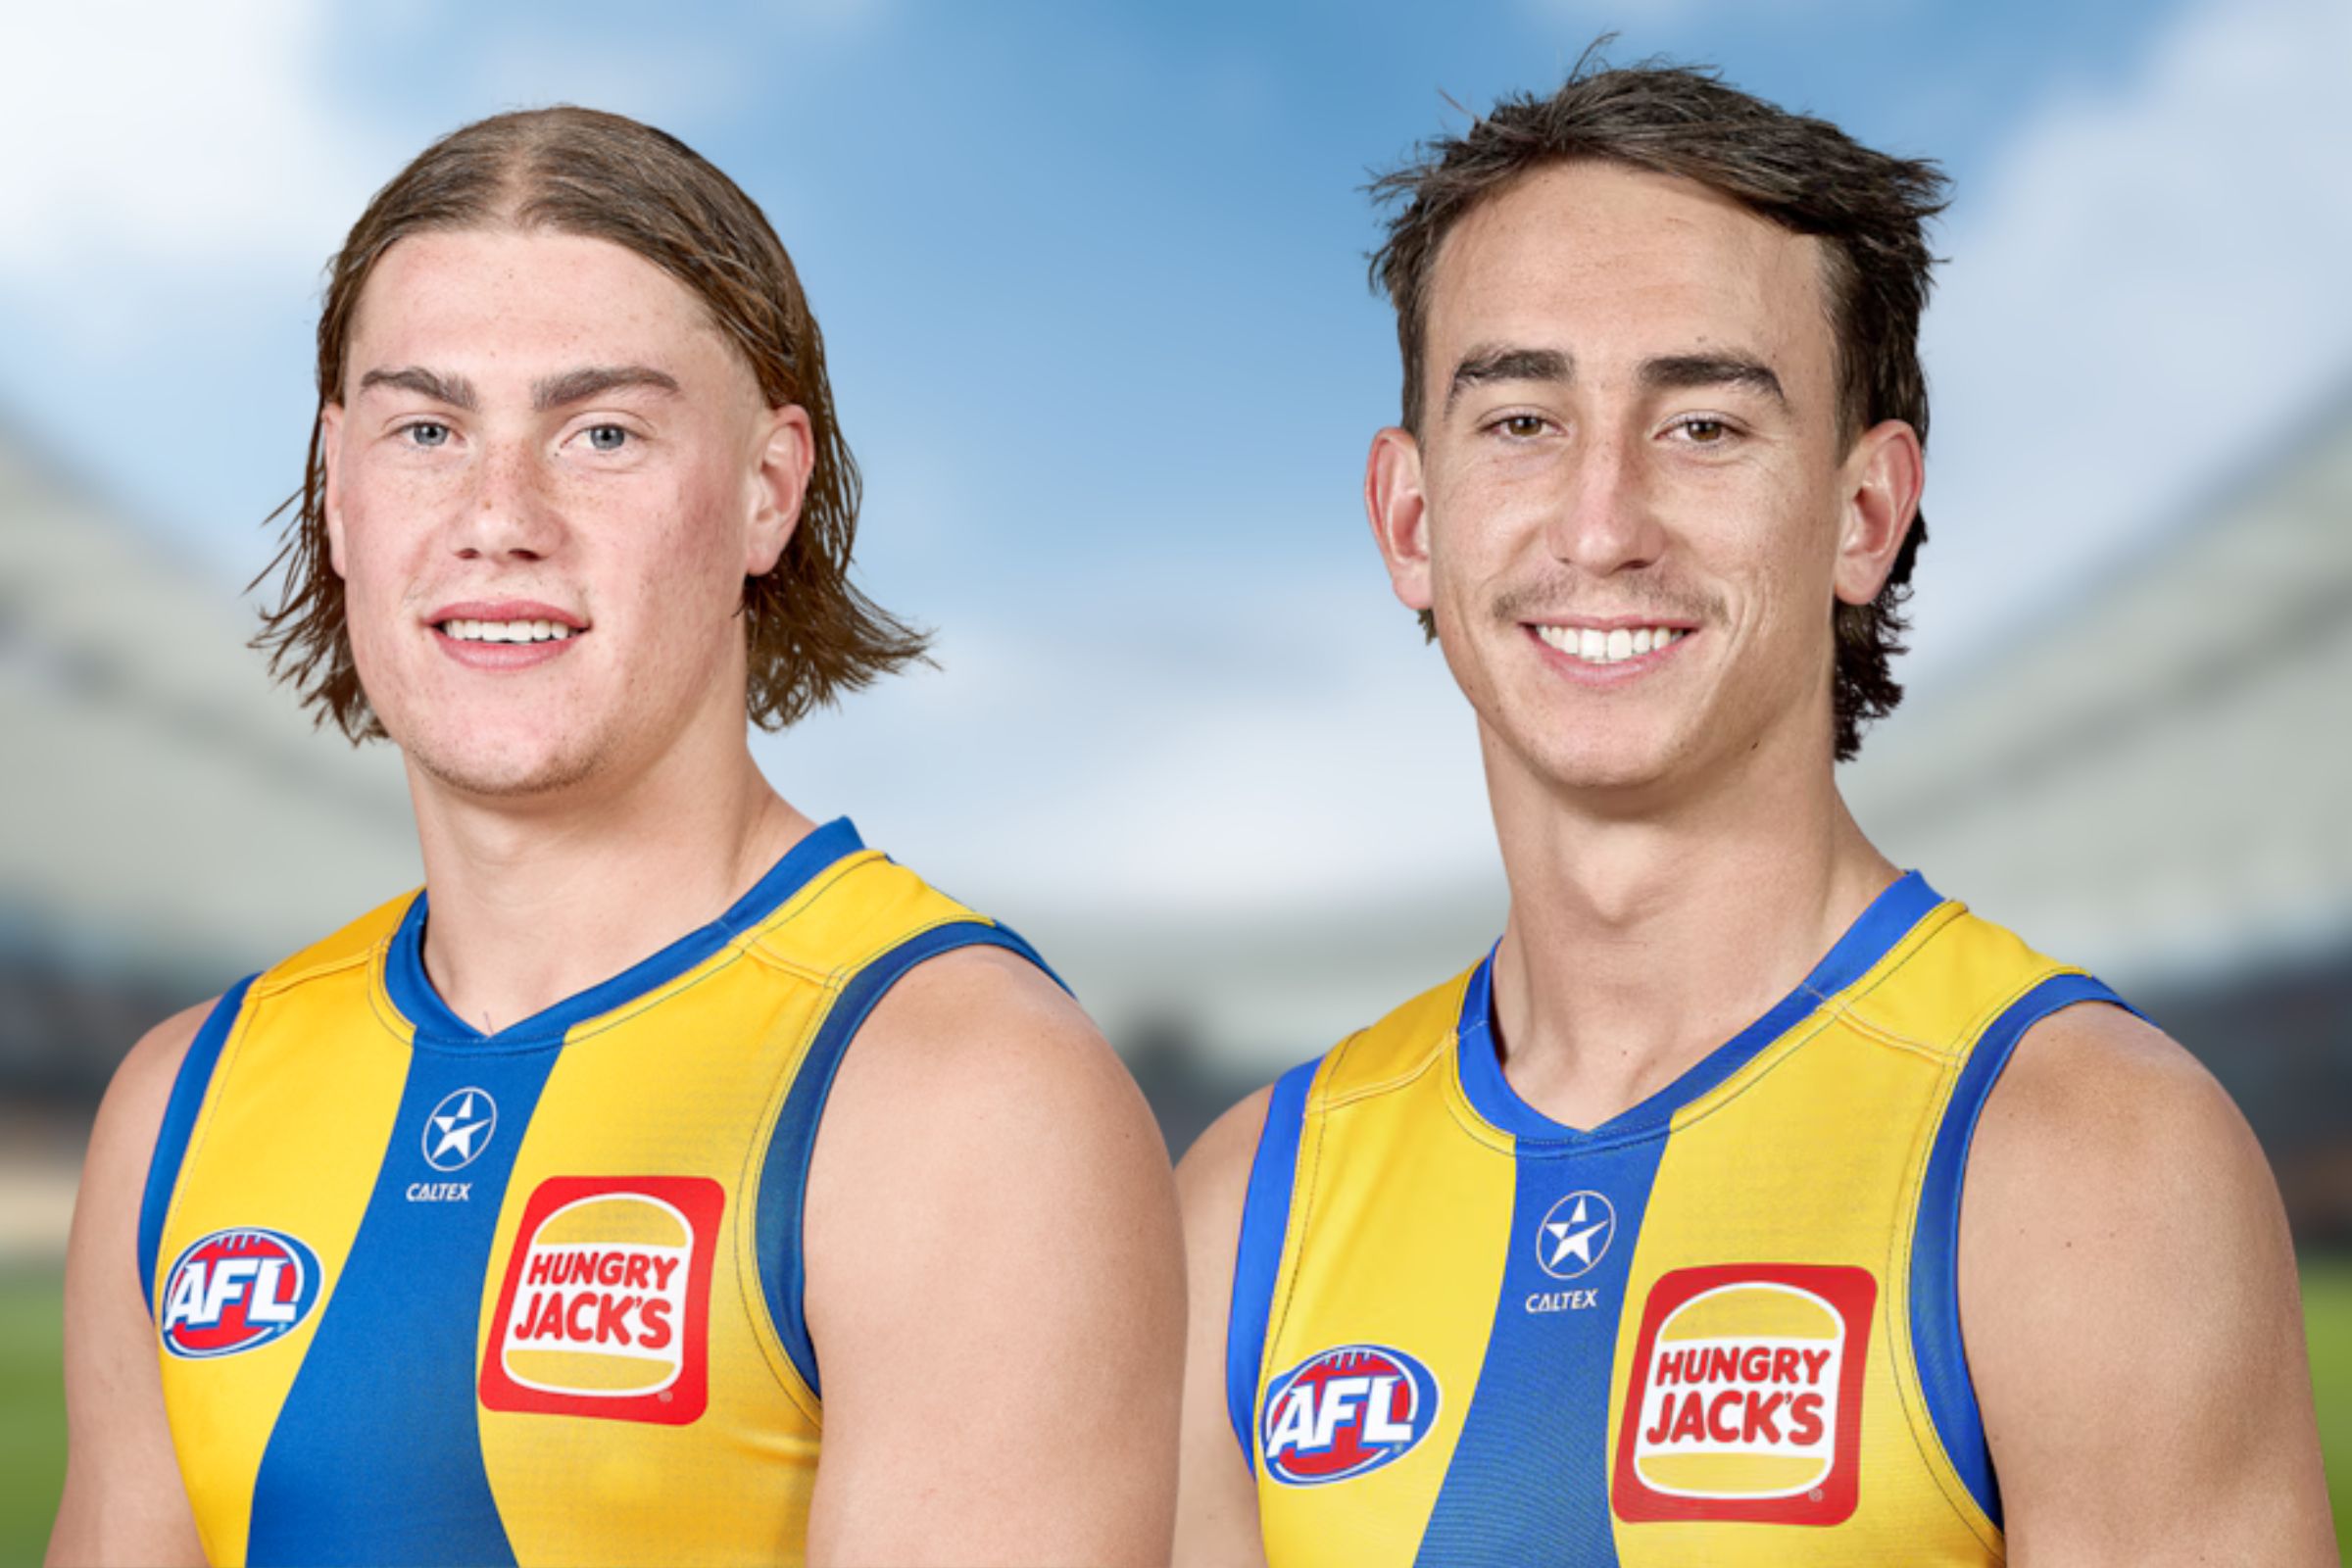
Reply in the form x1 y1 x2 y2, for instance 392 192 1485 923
1612 1263 1876 1526
478 1176 723 1425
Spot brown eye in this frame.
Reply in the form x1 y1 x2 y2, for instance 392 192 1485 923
1681 418 1728 443
1499 415 1546 439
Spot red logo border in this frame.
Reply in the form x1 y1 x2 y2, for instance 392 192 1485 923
478 1175 724 1426
1611 1262 1877 1527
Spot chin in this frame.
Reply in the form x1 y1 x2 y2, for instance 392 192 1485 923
401 726 609 801
1502 711 1696 797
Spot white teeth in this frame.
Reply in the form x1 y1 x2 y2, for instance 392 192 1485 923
440 618 578 644
1536 624 1686 665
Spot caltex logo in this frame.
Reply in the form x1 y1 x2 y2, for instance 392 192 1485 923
421 1087 497 1172
1261 1345 1441 1486
1536 1190 1616 1280
158 1228 324 1359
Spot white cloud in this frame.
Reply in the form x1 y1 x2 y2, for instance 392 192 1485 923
0 1 385 284
755 565 1498 916
1914 0 2352 679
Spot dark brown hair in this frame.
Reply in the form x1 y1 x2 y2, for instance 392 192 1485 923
254 106 928 741
1370 56 1949 760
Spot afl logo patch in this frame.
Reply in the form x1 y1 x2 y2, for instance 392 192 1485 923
158 1228 323 1359
478 1176 723 1425
1261 1344 1441 1486
1612 1263 1877 1526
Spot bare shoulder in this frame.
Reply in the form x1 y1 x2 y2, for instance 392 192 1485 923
51 998 219 1567
1960 999 2334 1563
1171 1084 1277 1568
1962 1001 2278 1280
799 944 1185 1563
1177 1084 1275 1237
820 942 1151 1144
84 998 216 1206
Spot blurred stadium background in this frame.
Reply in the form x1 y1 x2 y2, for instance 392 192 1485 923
4 0 2348 1560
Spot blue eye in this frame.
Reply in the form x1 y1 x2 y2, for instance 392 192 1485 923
404 421 451 448
583 424 630 453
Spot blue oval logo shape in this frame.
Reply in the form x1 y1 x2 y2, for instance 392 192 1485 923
1262 1344 1441 1486
158 1228 324 1359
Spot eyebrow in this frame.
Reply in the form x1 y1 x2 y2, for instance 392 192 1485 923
1446 346 1572 412
351 364 683 413
530 365 682 411
1640 353 1787 407
356 366 478 410
1443 345 1788 415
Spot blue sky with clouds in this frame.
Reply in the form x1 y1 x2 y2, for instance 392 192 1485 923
4 0 2346 916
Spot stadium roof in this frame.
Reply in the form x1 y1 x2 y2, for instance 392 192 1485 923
1844 379 2352 990
0 422 416 991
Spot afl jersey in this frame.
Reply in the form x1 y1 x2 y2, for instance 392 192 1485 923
135 819 1055 1567
1225 872 2129 1566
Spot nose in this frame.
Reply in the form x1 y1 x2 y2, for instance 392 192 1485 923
1544 423 1664 576
451 437 564 564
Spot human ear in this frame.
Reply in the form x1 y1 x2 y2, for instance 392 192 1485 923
1833 418 1924 606
1366 426 1434 614
747 405 814 578
320 404 349 579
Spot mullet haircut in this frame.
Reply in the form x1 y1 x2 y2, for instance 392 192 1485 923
254 105 928 742
1369 54 1950 760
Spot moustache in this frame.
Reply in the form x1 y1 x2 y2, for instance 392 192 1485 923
1490 577 1717 627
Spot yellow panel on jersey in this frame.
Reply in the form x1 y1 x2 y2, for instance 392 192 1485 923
1225 872 2127 1566
137 820 1056 1567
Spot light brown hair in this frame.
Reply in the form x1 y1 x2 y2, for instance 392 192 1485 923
1370 57 1949 760
254 105 927 741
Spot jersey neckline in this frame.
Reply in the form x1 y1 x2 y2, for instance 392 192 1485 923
1454 869 1946 1146
383 816 867 1049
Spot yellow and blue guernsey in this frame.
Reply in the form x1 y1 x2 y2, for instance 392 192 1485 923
136 820 1057 1566
1226 873 2130 1565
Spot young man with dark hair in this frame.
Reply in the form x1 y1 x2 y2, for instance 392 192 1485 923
1176 64 2334 1565
51 107 1183 1568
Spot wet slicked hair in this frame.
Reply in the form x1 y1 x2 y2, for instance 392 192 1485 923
1369 57 1949 760
254 105 928 742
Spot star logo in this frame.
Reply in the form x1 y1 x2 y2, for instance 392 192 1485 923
1536 1190 1615 1280
422 1087 498 1173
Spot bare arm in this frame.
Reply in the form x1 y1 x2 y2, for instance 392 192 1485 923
47 1002 212 1568
1962 1003 2337 1566
801 947 1187 1566
1172 1088 1272 1568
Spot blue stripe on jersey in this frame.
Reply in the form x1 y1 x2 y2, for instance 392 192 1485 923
246 1044 562 1566
1456 871 1946 1144
754 919 1062 1401
384 818 867 1047
1410 999 1672 1564
1910 970 2131 1530
1225 1054 1321 1472
138 975 259 1312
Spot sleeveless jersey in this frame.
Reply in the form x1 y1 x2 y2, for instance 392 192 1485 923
136 819 1054 1567
1225 872 2128 1566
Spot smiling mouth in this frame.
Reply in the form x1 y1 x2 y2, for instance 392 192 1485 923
1532 623 1690 666
435 618 582 644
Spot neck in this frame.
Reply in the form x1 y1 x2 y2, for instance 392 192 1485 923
404 725 814 1035
1481 714 1897 1130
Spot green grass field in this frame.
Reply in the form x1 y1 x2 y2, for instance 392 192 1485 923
3 1259 2348 1564
0 1269 65 1568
